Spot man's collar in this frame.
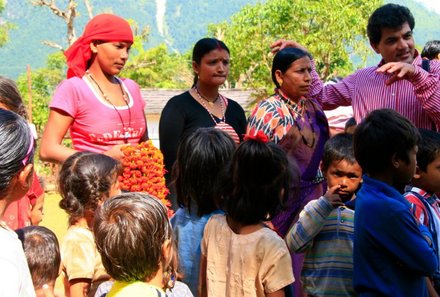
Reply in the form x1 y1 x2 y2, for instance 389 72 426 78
377 50 420 67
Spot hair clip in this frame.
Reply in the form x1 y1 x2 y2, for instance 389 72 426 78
244 131 269 143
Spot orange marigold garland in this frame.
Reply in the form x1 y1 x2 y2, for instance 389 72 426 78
119 140 173 217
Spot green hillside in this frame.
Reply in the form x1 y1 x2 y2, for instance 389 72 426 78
0 0 258 78
0 0 439 79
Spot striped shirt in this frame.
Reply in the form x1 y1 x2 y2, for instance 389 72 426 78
309 54 440 130
285 197 355 297
405 186 440 272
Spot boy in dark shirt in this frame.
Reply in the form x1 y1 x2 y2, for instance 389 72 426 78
353 109 437 297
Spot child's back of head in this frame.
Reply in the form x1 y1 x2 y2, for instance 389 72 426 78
225 135 295 225
353 109 419 186
0 108 35 297
0 108 34 202
58 151 121 225
322 133 362 202
174 127 236 217
0 76 28 119
421 40 440 60
412 128 440 193
16 226 60 296
94 192 174 290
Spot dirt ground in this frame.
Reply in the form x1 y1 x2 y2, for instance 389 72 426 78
40 191 68 295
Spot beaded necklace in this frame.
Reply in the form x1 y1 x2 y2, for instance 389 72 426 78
86 71 132 143
194 85 219 106
193 87 225 124
277 90 316 148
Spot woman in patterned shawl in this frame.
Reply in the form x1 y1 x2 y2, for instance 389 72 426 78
247 47 329 297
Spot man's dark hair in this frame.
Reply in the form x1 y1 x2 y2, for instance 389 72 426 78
367 4 415 45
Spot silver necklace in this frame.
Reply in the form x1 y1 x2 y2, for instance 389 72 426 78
86 71 132 143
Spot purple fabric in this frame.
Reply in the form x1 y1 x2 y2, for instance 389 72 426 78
272 99 328 236
272 99 328 297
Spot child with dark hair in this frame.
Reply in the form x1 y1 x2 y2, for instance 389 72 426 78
0 108 36 297
170 127 236 295
29 176 45 226
344 117 357 134
16 226 61 297
404 128 440 293
58 152 121 297
199 135 295 297
421 40 440 60
94 240 193 297
0 76 44 231
353 109 437 296
94 192 176 297
286 133 362 296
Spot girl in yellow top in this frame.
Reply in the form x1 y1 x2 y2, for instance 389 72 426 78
58 152 121 297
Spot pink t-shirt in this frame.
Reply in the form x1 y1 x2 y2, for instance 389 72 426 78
50 76 147 153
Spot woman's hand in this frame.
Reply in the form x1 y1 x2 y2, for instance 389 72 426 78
103 144 126 161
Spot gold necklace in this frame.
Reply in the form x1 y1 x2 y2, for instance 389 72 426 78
86 71 132 143
194 85 219 106
192 87 225 123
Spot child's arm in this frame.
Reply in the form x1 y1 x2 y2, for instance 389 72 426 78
377 208 438 275
426 277 440 297
198 255 207 297
285 185 342 252
69 278 91 297
266 289 285 297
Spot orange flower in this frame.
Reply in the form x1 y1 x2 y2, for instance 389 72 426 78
119 140 173 217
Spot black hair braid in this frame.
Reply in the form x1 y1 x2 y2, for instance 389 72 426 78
86 169 105 210
59 191 84 226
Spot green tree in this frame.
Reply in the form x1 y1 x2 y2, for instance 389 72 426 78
209 0 383 97
17 52 65 134
0 0 12 46
123 43 192 89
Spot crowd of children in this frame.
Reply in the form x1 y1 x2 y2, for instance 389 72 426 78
2 2 440 297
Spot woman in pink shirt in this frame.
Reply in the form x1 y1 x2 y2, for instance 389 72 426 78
40 14 148 164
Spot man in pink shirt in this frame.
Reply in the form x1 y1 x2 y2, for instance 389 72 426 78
273 3 440 131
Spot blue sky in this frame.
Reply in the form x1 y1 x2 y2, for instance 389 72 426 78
417 0 440 14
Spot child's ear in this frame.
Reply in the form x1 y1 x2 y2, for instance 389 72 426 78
391 153 400 169
413 165 422 180
161 239 173 264
18 164 34 189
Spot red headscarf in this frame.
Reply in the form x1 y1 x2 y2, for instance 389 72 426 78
64 14 134 78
